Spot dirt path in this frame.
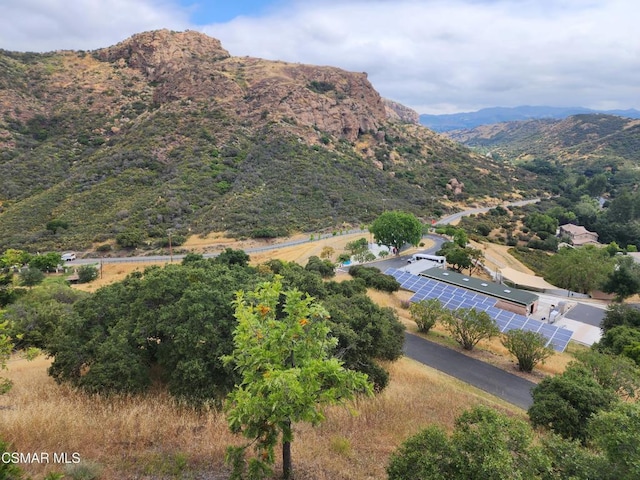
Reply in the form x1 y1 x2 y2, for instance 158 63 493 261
474 241 536 275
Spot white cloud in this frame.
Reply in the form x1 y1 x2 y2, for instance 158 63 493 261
0 0 189 52
1 0 638 113
203 0 640 113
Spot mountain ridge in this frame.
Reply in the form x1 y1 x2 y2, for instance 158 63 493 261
0 30 536 251
446 114 640 176
420 105 640 132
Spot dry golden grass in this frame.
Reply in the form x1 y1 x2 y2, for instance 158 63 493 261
73 262 165 292
1 356 233 479
1 355 522 480
74 232 374 292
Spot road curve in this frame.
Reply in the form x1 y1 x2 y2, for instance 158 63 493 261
435 198 540 226
403 332 536 410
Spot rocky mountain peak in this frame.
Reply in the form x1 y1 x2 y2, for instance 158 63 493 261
94 29 230 82
383 99 420 124
91 30 390 141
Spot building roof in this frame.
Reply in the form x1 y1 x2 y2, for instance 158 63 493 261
499 267 558 291
419 267 539 306
560 224 596 237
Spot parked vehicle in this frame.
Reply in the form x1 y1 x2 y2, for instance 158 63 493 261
407 253 445 264
61 252 76 261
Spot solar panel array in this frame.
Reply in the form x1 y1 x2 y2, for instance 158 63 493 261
386 268 573 352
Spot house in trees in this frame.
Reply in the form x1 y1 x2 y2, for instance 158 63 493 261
559 224 600 246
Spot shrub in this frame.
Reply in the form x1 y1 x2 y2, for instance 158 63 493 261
46 219 69 234
250 227 287 239
440 307 499 350
95 243 112 252
155 235 186 248
409 298 449 334
305 256 335 278
19 267 44 286
348 265 399 292
0 438 25 479
502 329 553 372
64 460 103 480
116 230 144 249
388 406 549 480
528 366 617 443
77 265 99 284
307 80 336 94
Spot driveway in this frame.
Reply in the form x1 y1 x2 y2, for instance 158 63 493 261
403 332 536 409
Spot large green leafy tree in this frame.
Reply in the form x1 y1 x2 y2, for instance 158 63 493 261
271 260 405 390
3 282 86 350
436 241 484 274
369 211 423 253
0 249 31 269
589 402 640 480
223 280 372 480
525 212 558 236
47 260 261 402
321 292 405 391
600 256 640 302
387 405 550 480
572 349 640 399
528 365 618 443
544 245 614 294
600 303 640 333
596 326 640 368
28 252 62 272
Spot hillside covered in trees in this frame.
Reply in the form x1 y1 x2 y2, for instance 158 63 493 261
0 30 540 252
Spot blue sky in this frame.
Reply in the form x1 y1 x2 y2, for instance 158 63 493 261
0 0 638 114
178 0 278 24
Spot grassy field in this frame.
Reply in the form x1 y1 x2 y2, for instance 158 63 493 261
1 354 524 480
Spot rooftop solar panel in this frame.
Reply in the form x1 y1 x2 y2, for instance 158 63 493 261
386 268 573 352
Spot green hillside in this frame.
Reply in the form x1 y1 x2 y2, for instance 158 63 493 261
0 30 539 252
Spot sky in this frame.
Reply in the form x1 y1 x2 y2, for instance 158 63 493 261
0 0 638 114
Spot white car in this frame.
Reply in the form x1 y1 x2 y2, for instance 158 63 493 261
61 252 76 261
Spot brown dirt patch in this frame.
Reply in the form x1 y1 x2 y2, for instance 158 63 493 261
474 241 535 274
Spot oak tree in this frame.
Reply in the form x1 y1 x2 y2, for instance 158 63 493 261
369 211 422 254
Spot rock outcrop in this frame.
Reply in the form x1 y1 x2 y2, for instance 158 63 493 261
383 98 420 124
94 29 389 142
446 178 465 195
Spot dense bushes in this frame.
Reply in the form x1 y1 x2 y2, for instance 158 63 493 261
348 265 400 292
43 253 405 401
388 406 550 480
388 402 640 480
304 255 335 278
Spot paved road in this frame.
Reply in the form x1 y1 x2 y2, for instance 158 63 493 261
435 198 540 226
403 332 536 409
67 199 540 266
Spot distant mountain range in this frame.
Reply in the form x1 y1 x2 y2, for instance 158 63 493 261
419 106 640 132
446 113 640 177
